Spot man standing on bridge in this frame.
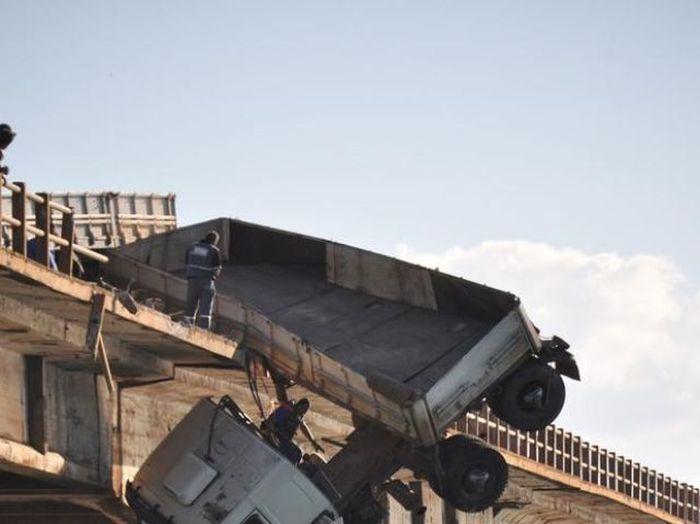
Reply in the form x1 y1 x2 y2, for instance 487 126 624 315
183 230 222 329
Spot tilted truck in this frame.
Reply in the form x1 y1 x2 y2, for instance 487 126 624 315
106 218 579 523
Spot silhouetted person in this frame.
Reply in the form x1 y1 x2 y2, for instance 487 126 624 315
183 230 221 329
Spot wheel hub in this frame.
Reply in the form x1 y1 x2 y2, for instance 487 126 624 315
462 466 490 493
522 385 545 409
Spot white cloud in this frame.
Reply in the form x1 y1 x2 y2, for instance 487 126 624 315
397 240 700 485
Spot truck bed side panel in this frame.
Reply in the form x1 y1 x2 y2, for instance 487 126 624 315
423 309 534 438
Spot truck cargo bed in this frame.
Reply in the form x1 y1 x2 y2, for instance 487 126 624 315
214 264 493 392
108 218 540 445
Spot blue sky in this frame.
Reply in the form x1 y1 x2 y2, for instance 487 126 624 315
3 2 700 483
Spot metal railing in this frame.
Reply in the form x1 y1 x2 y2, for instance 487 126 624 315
458 405 699 523
0 176 109 273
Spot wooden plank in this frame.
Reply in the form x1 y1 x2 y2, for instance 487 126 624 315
35 192 51 267
85 294 106 357
326 243 438 311
11 182 26 255
57 211 74 275
96 336 115 394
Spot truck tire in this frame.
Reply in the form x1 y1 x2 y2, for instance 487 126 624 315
437 438 508 512
488 360 565 431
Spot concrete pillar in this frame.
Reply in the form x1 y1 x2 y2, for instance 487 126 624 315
422 481 445 523
44 363 107 485
464 508 493 524
0 346 26 442
386 492 413 524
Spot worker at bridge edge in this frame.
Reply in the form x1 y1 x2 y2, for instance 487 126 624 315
184 230 222 329
262 397 325 466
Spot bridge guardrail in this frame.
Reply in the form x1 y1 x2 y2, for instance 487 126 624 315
1 191 177 248
459 405 699 523
0 176 109 273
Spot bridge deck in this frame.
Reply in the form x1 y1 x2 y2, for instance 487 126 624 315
0 248 239 370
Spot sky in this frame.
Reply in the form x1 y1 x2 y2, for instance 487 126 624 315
2 2 699 484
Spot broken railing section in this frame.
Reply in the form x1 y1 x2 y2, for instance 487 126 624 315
460 405 700 523
0 176 108 273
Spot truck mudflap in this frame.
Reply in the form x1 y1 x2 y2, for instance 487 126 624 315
539 335 580 381
125 481 173 524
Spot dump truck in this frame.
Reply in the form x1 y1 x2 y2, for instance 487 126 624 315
107 218 579 522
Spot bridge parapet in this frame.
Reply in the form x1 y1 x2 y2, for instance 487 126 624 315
460 405 699 523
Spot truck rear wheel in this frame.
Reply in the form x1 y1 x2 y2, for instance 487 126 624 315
431 436 508 513
488 360 565 431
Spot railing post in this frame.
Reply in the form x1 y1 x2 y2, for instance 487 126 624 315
35 192 51 267
649 470 657 507
632 462 641 500
546 426 555 467
555 427 564 470
644 467 651 507
58 208 75 275
671 480 679 517
11 181 26 255
580 440 590 482
590 445 600 485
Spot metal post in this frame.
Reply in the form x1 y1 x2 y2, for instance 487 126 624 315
11 181 26 255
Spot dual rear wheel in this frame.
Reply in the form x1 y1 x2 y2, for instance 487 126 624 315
488 359 566 432
429 435 508 513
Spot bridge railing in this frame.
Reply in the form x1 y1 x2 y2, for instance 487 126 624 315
459 405 699 523
0 176 109 273
1 191 177 248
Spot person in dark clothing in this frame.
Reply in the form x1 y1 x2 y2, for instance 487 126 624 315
184 230 222 329
26 236 58 270
262 398 324 465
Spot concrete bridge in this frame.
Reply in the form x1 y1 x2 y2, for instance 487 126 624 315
0 178 697 523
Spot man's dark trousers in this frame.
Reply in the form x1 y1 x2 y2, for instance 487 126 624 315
185 277 215 329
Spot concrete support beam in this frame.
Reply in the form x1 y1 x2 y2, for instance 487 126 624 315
0 293 174 379
0 437 94 484
0 248 240 359
0 347 26 442
500 451 683 524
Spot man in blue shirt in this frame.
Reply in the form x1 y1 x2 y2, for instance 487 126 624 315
183 230 222 329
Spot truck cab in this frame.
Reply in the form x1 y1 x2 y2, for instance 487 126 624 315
126 397 342 524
